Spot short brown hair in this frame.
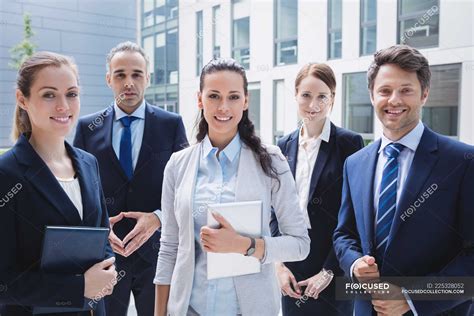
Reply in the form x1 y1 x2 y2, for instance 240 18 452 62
367 45 431 95
295 63 336 97
13 51 79 141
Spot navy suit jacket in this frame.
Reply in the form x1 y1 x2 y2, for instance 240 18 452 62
73 103 188 263
333 126 474 315
272 123 364 315
0 134 113 316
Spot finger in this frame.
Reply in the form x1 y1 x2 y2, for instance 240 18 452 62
109 212 124 224
289 275 301 294
99 257 115 268
122 227 141 245
200 227 216 235
363 255 376 266
211 212 232 228
122 211 141 219
283 285 301 299
111 244 127 257
109 231 124 248
297 279 309 287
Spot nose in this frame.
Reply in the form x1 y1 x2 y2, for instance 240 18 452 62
310 97 322 112
388 90 403 106
217 100 230 112
55 95 70 112
124 81 134 89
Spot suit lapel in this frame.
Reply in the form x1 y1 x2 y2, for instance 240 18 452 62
135 103 154 174
387 128 439 248
284 130 299 178
14 135 82 226
359 140 380 253
307 124 335 200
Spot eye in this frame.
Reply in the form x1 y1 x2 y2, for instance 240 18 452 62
208 94 219 99
229 94 240 100
318 95 329 101
132 73 142 78
116 73 125 79
43 92 55 99
67 92 78 98
379 88 391 96
401 88 413 94
301 93 311 98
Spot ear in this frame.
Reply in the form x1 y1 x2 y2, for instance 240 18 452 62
106 72 112 87
146 72 151 88
16 89 28 111
243 94 249 111
369 89 375 106
420 88 429 106
197 91 203 110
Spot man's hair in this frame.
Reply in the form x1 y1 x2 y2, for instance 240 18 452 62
367 45 431 95
106 41 149 72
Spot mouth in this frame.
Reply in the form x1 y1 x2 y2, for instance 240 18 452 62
384 108 407 118
50 115 72 124
214 116 232 122
121 92 136 98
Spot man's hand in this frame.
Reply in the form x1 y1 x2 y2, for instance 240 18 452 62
297 269 334 299
108 213 126 256
121 212 161 257
353 255 380 282
371 283 410 316
276 262 302 299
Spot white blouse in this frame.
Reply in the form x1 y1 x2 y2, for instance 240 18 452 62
56 176 83 220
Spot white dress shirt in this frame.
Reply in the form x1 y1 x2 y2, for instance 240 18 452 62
295 117 331 229
57 176 83 220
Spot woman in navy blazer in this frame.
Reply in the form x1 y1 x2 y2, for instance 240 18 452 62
0 52 116 315
273 63 364 316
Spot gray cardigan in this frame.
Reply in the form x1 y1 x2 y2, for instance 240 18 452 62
154 142 310 316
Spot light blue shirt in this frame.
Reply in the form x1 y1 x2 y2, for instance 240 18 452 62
112 100 162 222
189 133 242 316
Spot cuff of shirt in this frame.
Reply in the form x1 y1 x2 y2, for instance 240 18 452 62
402 287 418 316
153 209 162 231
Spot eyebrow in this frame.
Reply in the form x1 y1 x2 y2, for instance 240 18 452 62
113 69 144 74
39 86 78 91
208 90 242 94
301 91 330 94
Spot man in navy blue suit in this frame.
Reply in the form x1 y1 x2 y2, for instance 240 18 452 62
333 45 473 315
74 42 188 316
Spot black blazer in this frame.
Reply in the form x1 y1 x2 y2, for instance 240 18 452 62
73 103 188 263
272 122 364 315
0 134 113 316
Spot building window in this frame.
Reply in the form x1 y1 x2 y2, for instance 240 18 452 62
248 83 261 136
360 0 377 56
343 72 374 140
196 11 203 76
155 32 166 85
422 64 460 137
274 0 297 66
328 0 342 59
143 36 155 85
273 80 285 144
398 0 439 48
143 0 154 27
212 5 222 58
154 28 178 85
232 0 250 69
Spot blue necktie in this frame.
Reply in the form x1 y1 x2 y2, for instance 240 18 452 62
119 116 138 179
375 143 405 259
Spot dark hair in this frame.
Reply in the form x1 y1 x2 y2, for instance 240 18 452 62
196 58 280 185
13 51 79 141
295 63 336 98
367 45 431 95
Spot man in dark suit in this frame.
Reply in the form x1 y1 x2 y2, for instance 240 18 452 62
333 45 474 315
74 41 188 316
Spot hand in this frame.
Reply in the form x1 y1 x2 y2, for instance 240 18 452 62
371 283 410 316
200 212 248 254
353 255 380 282
84 257 117 299
297 269 334 299
108 213 126 256
275 262 302 299
122 212 161 257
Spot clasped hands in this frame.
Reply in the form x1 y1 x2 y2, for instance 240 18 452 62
353 255 410 316
108 211 161 257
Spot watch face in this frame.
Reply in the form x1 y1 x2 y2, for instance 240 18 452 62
247 248 256 256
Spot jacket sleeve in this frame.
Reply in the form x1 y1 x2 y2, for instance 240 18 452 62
173 116 189 152
261 149 310 264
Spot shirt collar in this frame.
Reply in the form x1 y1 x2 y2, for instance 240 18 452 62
114 99 146 121
299 116 331 145
202 133 241 162
379 120 425 154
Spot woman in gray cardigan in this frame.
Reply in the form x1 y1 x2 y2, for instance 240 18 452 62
154 58 310 316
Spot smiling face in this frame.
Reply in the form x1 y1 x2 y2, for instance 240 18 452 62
106 51 149 114
16 65 80 138
296 75 333 124
370 63 429 140
198 70 248 145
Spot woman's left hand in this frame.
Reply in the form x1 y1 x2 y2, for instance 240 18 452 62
200 212 248 254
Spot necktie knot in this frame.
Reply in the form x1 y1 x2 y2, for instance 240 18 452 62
384 143 405 159
120 116 138 128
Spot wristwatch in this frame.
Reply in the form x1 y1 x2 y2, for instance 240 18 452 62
244 237 256 256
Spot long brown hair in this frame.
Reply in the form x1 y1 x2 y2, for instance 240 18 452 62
196 58 280 185
12 51 79 141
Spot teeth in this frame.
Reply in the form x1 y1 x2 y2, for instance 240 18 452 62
215 116 231 121
52 116 70 122
387 109 404 114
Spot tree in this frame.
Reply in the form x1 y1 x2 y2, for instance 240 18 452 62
9 13 36 69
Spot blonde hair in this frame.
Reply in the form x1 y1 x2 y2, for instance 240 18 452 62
12 51 79 141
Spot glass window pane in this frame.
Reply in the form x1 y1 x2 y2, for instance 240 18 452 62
273 80 285 143
275 39 297 65
361 25 376 55
155 5 166 24
233 17 249 48
400 0 438 15
166 28 178 84
361 0 376 23
232 48 250 69
329 31 342 59
155 32 166 85
144 11 154 27
213 6 222 56
275 0 297 39
143 36 154 84
144 0 153 13
344 72 374 134
196 11 203 76
166 0 178 19
422 64 460 136
248 86 261 136
399 13 439 47
329 0 342 30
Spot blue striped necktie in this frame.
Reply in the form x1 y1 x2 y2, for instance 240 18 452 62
376 143 405 258
119 116 138 179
